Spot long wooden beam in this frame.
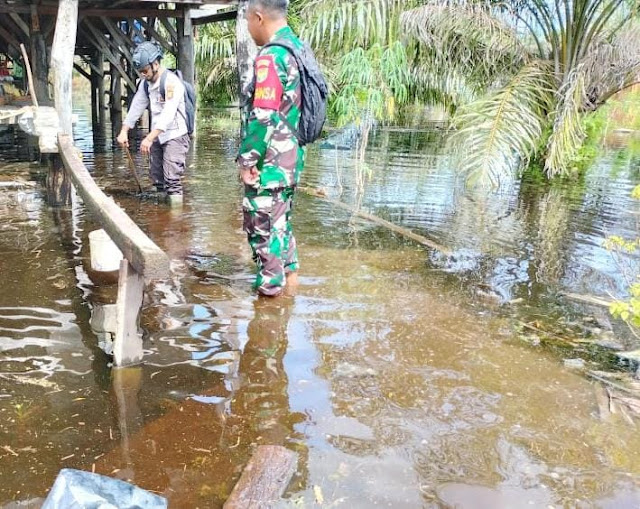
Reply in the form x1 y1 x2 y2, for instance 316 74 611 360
9 13 30 38
0 23 21 53
73 62 91 81
99 16 134 64
159 17 178 47
192 9 237 25
137 18 173 53
58 134 170 282
0 5 186 18
80 21 136 91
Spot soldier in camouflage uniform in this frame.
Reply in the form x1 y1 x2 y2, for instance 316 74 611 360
238 0 305 297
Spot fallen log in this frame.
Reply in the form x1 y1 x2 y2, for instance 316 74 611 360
223 445 297 509
299 186 452 256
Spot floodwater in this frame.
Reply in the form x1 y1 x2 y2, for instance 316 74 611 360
1 110 640 508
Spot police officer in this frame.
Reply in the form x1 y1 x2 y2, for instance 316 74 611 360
117 42 190 205
238 0 305 297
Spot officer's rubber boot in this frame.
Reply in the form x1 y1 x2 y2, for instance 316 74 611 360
166 193 183 207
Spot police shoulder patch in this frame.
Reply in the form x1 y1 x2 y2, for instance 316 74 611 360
253 54 283 110
166 83 175 100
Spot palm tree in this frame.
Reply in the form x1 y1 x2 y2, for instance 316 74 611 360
401 0 640 185
195 21 237 104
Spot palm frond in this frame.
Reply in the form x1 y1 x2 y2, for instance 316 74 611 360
401 3 530 87
331 41 412 127
300 0 417 53
449 61 555 187
544 65 588 177
582 19 640 109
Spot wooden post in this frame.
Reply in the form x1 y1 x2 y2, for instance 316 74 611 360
91 50 106 151
91 61 98 128
30 7 49 104
236 1 257 131
113 259 144 367
96 52 106 127
176 8 194 85
46 154 72 205
50 0 78 135
110 63 123 138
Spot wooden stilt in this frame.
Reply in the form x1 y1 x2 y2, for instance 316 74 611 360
176 8 194 85
91 58 98 128
110 63 123 137
113 259 145 367
96 53 106 127
30 8 49 104
46 154 72 205
51 0 79 135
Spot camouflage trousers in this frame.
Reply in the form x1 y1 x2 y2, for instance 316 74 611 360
243 186 298 296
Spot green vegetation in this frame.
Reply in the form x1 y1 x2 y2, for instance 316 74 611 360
195 0 640 184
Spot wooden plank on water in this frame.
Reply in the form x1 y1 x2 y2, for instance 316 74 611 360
223 445 298 509
58 134 170 282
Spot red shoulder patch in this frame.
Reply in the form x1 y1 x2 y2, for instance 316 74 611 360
253 54 283 110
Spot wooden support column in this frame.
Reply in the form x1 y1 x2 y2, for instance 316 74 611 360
236 1 258 123
110 63 123 137
48 0 77 206
51 0 78 135
91 50 106 127
91 63 98 128
113 259 144 367
30 8 49 104
176 9 194 86
46 153 72 205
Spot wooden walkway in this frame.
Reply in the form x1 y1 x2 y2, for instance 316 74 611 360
0 105 59 153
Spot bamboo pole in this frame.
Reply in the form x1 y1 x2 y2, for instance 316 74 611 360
19 43 38 108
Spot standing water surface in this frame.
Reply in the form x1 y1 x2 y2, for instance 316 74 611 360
1 113 640 508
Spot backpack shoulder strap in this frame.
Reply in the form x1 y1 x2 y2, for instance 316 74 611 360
159 70 170 100
264 40 299 64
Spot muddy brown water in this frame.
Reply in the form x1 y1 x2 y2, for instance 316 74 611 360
1 111 640 507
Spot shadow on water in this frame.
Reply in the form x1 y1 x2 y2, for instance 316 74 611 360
2 109 640 507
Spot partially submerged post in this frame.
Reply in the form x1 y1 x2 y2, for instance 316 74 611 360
48 0 78 206
59 134 170 366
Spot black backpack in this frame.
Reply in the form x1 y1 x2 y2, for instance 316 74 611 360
262 39 328 146
144 69 196 136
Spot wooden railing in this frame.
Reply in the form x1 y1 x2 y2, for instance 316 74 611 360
58 133 170 366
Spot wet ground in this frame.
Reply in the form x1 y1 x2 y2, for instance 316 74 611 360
1 112 640 508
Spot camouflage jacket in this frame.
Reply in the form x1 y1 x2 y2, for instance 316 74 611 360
237 26 305 189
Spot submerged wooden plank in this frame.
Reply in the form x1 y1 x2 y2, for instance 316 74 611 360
224 445 297 509
58 134 170 282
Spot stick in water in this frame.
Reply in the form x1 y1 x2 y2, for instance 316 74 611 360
124 146 144 194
